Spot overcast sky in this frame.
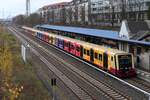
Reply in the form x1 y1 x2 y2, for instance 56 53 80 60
0 0 71 19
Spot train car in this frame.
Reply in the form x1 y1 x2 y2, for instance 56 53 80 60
58 36 82 57
70 41 76 55
43 32 49 43
55 37 59 47
46 34 50 43
93 47 104 69
75 41 136 77
59 35 136 77
64 39 70 52
48 34 56 45
36 32 42 40
22 26 136 78
48 34 53 44
83 45 91 62
22 26 37 36
58 38 64 49
75 43 81 58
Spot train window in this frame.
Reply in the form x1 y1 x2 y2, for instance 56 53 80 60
99 54 102 61
87 50 90 56
76 46 80 52
61 40 63 44
64 42 67 46
67 42 69 47
84 49 86 54
65 42 68 47
118 55 132 71
94 53 98 59
137 47 141 55
111 56 113 61
71 44 74 49
71 44 74 48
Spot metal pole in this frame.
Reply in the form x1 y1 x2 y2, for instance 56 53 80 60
26 0 30 16
149 55 150 72
51 78 56 100
52 86 55 100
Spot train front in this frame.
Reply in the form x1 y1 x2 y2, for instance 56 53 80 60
116 54 136 78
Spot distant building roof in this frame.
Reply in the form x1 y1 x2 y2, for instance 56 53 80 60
119 20 150 41
36 24 150 46
41 2 69 10
127 21 150 40
128 21 150 34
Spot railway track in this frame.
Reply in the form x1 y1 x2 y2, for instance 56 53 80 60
9 27 131 100
34 39 130 100
33 38 150 99
32 48 94 100
9 27 93 100
31 53 78 100
125 78 150 93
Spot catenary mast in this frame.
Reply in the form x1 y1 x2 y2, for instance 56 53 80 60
26 0 30 16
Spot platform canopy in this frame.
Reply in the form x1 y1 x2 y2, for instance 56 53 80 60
38 24 119 38
36 24 150 46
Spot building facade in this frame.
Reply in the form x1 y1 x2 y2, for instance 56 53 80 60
37 2 69 24
65 0 89 25
90 0 150 25
37 0 150 25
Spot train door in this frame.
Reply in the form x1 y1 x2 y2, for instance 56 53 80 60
62 40 64 49
114 56 117 74
103 53 108 70
90 49 94 62
68 42 71 52
80 46 83 58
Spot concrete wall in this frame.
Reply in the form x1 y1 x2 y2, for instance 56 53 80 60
139 52 150 71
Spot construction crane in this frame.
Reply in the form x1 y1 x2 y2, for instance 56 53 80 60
26 0 30 16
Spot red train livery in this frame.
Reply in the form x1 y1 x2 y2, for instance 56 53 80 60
22 26 136 78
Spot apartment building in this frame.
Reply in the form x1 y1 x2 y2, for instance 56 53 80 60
65 0 89 25
90 0 150 25
37 2 69 24
37 0 150 25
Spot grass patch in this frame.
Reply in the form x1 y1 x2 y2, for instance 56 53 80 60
0 25 51 100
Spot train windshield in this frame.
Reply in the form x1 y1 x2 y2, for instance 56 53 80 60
118 55 132 71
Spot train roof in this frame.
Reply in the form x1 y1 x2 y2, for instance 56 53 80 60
36 24 150 46
23 26 41 33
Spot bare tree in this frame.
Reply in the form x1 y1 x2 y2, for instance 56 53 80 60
121 0 127 21
147 3 150 20
81 5 86 25
68 7 73 24
72 0 78 24
61 8 66 24
88 0 92 25
12 15 26 25
135 0 144 21
109 0 115 27
126 0 144 21
127 0 134 20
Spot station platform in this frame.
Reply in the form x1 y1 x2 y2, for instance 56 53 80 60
136 69 150 83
